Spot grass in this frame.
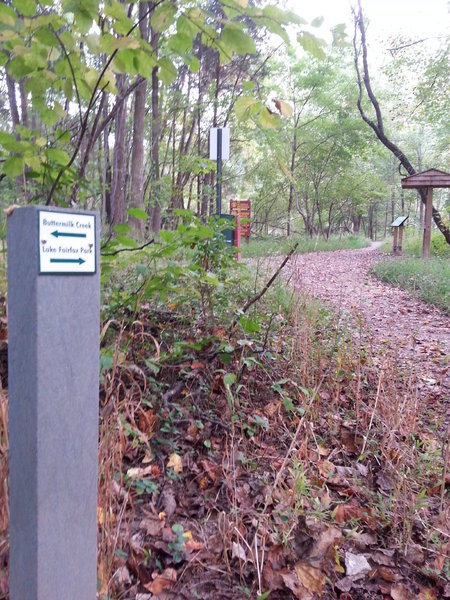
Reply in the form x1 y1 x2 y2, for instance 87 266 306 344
240 234 370 258
374 230 450 313
372 256 450 314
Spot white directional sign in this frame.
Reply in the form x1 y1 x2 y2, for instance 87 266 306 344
38 210 96 274
209 127 230 160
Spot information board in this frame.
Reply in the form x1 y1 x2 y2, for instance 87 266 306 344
230 199 251 239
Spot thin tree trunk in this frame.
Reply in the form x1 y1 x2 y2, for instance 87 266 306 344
110 74 127 227
150 59 161 231
129 1 149 236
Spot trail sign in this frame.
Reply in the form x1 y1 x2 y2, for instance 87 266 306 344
38 210 96 274
8 206 100 600
210 127 230 215
209 127 230 160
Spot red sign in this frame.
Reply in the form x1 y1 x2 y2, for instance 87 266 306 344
230 200 251 239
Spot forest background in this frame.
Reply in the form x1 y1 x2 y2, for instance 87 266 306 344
0 0 448 243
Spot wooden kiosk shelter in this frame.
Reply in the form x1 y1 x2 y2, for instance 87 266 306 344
401 169 450 258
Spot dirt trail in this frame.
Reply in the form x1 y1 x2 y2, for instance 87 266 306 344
283 244 449 406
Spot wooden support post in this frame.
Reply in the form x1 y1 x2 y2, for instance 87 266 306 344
398 225 404 253
422 187 433 259
393 227 398 254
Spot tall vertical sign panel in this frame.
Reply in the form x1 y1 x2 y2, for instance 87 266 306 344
8 206 100 600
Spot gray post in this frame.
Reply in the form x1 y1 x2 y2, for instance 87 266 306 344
8 206 100 600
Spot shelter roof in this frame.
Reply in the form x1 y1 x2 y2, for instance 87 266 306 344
401 168 450 189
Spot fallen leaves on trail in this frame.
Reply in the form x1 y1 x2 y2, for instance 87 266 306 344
143 567 177 595
166 452 183 474
295 561 326 594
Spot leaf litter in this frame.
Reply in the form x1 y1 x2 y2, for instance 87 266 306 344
0 244 449 599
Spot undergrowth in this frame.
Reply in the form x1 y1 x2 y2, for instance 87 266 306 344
380 229 450 259
372 257 450 314
0 213 448 599
375 230 450 313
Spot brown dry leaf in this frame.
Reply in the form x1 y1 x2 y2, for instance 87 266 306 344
97 560 108 595
182 530 203 552
281 571 313 600
318 460 335 479
144 567 177 595
317 445 330 457
391 584 414 600
308 525 342 566
113 566 131 587
264 400 282 417
127 465 158 480
142 449 153 464
334 502 375 528
140 516 164 537
190 361 204 370
376 567 400 582
138 409 158 436
341 427 360 454
294 561 326 595
167 452 183 474
200 458 221 484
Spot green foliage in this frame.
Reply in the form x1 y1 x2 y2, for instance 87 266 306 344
101 212 243 325
380 230 450 259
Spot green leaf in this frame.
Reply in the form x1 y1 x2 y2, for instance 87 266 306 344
7 56 34 79
235 96 260 120
104 0 133 34
221 23 256 58
0 3 16 26
3 156 24 178
332 24 348 47
117 236 138 248
157 57 177 85
46 148 70 166
168 31 192 54
238 315 260 333
12 0 37 17
127 207 148 220
33 27 57 47
151 3 176 33
297 31 326 60
177 14 198 39
113 223 132 235
183 54 200 74
310 16 324 28
259 107 281 129
223 373 236 387
24 154 41 171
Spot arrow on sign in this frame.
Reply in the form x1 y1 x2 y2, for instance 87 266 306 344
51 230 86 239
50 258 86 265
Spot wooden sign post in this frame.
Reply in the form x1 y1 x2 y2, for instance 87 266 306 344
230 199 251 243
390 215 408 255
8 206 100 600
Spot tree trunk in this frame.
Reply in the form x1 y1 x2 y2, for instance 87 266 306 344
128 2 149 236
150 24 161 233
110 74 127 227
